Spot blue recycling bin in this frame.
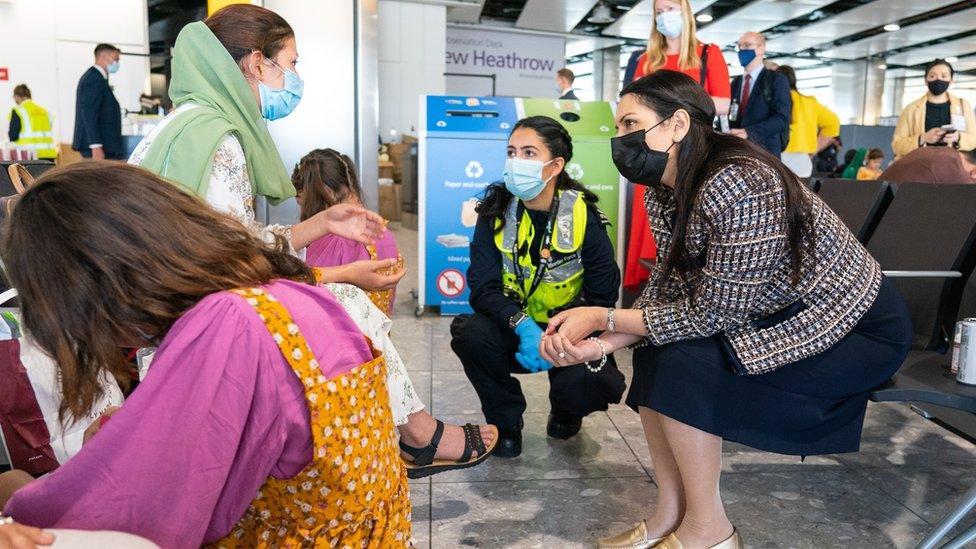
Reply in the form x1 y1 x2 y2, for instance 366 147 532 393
417 95 519 316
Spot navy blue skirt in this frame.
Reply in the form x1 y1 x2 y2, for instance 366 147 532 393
626 277 913 456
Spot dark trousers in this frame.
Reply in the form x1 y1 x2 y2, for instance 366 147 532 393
450 313 626 432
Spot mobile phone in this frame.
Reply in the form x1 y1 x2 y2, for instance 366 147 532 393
941 124 958 134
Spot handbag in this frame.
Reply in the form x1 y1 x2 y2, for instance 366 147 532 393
0 289 124 473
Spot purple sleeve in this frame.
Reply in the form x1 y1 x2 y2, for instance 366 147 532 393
305 234 369 268
4 294 292 549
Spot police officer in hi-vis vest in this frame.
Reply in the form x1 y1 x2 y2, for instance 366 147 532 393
451 116 625 458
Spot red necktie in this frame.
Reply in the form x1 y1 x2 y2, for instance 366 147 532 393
740 73 752 113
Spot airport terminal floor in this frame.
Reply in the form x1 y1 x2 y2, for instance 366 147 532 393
388 224 976 549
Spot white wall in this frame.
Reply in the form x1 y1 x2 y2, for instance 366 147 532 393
378 0 446 140
0 0 149 145
263 0 358 222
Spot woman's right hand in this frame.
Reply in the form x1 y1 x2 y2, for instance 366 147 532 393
0 522 55 549
540 333 601 367
319 204 385 245
922 127 946 145
340 259 406 291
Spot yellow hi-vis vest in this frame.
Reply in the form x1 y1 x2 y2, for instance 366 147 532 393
10 100 56 160
494 189 587 323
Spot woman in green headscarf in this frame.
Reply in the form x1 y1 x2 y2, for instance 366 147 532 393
130 4 497 480
131 5 399 290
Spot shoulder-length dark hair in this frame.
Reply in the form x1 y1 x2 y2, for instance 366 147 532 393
620 70 813 286
292 148 363 221
1 162 314 422
477 115 598 231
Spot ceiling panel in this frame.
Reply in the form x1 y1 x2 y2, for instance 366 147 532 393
773 56 829 69
697 0 836 49
766 0 960 55
601 0 721 39
446 0 486 24
954 59 976 71
821 8 976 60
566 36 627 57
516 0 599 32
884 35 976 66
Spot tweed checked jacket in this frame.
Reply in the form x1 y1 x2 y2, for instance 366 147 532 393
633 157 882 374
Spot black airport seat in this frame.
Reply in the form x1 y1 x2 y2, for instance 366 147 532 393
866 183 976 548
816 178 892 244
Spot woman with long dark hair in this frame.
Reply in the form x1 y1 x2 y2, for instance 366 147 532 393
450 115 625 458
542 71 911 548
0 163 411 547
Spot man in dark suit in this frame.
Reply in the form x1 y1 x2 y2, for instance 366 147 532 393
73 43 123 160
556 68 579 100
729 32 792 157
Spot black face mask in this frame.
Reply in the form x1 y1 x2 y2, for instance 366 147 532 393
927 79 950 96
611 117 676 186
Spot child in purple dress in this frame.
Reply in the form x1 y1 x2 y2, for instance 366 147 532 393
293 149 401 315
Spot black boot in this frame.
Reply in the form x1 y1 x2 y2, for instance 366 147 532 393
493 428 523 458
547 413 582 440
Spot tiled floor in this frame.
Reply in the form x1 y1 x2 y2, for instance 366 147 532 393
388 224 976 548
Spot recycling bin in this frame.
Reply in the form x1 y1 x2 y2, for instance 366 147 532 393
521 99 624 255
417 95 520 316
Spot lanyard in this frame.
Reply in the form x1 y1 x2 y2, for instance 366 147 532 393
511 195 560 303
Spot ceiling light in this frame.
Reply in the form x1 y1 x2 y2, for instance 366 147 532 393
696 13 713 23
883 23 901 32
946 56 959 63
587 2 614 24
878 64 888 70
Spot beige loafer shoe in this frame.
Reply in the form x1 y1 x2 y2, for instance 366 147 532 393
656 528 743 549
597 520 668 549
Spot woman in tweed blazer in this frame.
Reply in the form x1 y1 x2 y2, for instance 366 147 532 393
540 70 912 549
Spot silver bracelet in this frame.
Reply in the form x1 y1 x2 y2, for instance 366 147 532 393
606 307 616 334
0 515 14 526
585 336 608 373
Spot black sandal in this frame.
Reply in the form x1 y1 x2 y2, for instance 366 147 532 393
399 419 498 479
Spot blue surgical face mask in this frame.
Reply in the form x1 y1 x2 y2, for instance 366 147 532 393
257 58 304 121
655 11 684 39
503 158 556 201
737 49 757 68
107 61 120 74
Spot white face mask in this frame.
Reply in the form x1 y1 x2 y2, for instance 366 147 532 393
656 10 684 39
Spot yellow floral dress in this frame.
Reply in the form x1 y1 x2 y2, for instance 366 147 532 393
363 244 401 316
211 287 411 548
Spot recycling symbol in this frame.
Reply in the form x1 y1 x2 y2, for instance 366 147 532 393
465 160 484 178
566 162 584 180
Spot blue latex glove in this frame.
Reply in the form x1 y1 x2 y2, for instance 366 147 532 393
514 319 553 373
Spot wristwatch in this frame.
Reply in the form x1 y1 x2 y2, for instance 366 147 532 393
509 311 529 329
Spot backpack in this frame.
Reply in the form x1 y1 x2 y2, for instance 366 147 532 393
732 70 790 151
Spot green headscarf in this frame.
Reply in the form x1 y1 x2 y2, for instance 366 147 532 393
138 21 294 203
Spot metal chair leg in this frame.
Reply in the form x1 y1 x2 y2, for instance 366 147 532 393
916 484 976 549
941 521 976 549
